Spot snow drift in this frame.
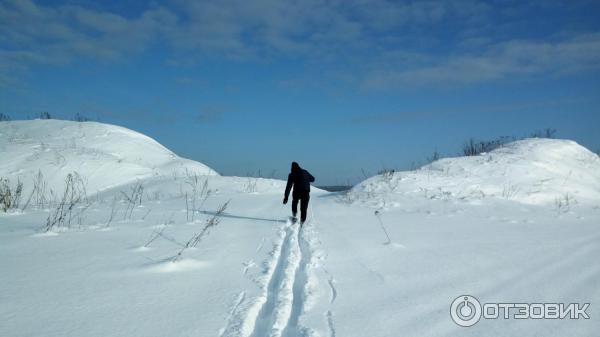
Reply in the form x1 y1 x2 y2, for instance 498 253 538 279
0 120 217 194
349 138 600 207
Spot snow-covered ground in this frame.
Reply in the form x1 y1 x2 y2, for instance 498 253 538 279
1 120 599 337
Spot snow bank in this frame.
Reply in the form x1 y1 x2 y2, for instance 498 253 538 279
0 120 217 195
349 138 600 207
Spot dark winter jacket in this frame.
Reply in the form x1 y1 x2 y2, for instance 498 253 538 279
284 162 315 198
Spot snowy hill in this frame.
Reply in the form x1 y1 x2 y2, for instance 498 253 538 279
349 138 600 208
0 120 217 194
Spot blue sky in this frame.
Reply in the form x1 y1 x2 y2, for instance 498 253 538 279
1 0 600 185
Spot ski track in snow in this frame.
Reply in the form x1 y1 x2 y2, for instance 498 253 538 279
243 220 312 337
282 225 312 337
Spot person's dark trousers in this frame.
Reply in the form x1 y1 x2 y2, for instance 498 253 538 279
292 190 310 223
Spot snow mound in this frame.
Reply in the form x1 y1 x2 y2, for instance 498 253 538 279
0 120 217 194
349 138 600 206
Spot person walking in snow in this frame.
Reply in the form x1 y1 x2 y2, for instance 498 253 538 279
283 162 315 225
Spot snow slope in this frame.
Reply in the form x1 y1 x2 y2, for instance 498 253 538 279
348 138 600 208
0 119 217 194
1 121 598 337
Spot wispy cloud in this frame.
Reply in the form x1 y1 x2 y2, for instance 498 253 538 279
1 0 599 88
362 33 600 89
0 0 174 78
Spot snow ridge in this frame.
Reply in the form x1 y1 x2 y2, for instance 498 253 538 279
349 138 600 207
0 119 217 195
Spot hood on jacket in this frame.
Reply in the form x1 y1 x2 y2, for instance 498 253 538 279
291 161 301 173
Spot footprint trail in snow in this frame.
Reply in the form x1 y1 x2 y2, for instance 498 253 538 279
248 220 312 337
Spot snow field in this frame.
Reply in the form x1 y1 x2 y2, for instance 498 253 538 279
2 120 599 337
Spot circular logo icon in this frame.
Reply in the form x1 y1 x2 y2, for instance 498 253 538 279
450 295 482 327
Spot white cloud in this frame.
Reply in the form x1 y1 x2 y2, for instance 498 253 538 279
0 0 175 81
1 0 599 89
362 33 600 89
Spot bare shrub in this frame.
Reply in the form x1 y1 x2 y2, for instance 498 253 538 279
21 185 35 211
71 172 88 203
0 178 23 212
22 170 48 211
184 172 212 222
105 196 118 227
146 190 162 201
462 136 513 156
141 208 152 220
172 200 230 262
143 214 176 248
360 168 371 180
0 113 10 121
33 170 48 207
378 168 397 191
462 138 478 156
244 177 258 193
336 190 356 204
502 183 519 199
44 173 89 232
555 193 576 214
531 128 557 139
460 130 557 157
426 149 441 164
72 113 92 122
74 203 92 229
378 167 395 176
121 181 143 220
144 225 167 248
374 209 392 245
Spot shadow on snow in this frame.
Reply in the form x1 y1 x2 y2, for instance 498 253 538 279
198 210 286 224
